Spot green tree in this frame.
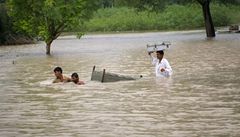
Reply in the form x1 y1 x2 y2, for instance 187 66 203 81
8 0 100 55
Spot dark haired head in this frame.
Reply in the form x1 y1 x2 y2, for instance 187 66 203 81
156 50 164 55
71 72 79 78
54 67 62 73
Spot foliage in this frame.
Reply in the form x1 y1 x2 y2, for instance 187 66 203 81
0 2 34 45
2 0 240 46
9 0 99 40
210 3 231 26
226 4 240 24
76 32 85 39
7 0 100 54
98 0 240 11
84 3 239 32
212 0 240 4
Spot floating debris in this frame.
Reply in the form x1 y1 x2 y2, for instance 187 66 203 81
91 66 139 83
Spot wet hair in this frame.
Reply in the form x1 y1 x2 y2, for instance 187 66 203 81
156 50 164 55
54 67 62 73
71 72 79 78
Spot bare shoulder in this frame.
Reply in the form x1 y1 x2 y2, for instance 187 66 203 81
63 75 71 82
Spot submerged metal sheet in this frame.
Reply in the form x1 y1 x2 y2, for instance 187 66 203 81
91 66 136 83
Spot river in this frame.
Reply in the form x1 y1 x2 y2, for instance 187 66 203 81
0 31 240 136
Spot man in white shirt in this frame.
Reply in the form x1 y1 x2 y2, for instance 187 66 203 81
149 50 173 77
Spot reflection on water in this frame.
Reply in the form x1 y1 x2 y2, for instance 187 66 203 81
0 31 240 136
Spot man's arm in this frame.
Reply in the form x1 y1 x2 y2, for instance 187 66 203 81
148 51 154 58
77 80 85 85
148 52 157 65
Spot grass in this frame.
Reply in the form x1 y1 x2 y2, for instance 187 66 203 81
81 3 240 32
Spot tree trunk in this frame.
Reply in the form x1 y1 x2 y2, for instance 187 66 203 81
201 1 215 37
46 40 53 55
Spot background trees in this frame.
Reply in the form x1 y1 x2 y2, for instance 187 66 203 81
1 0 33 45
1 0 240 49
115 0 238 37
8 0 100 55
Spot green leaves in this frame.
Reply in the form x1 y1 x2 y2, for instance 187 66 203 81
85 2 239 32
8 0 99 41
44 0 55 7
7 0 100 54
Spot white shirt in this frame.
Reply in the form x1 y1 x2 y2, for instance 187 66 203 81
151 56 173 77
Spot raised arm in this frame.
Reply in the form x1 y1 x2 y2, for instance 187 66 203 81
148 52 158 65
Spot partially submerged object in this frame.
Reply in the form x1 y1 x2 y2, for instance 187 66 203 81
229 25 239 33
147 42 171 52
91 66 138 83
217 25 240 34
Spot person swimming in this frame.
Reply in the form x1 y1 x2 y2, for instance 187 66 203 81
71 72 85 85
52 67 71 83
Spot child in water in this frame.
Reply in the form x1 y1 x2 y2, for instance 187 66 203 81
71 72 85 85
53 67 71 83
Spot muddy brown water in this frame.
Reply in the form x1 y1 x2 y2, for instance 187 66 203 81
0 31 240 136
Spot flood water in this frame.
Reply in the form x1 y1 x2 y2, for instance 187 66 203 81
0 31 240 136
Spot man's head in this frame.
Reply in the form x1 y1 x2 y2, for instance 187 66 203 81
54 67 63 78
156 50 164 60
71 72 79 83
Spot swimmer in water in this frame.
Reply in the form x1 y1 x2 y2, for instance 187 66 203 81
52 67 71 83
71 72 85 85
